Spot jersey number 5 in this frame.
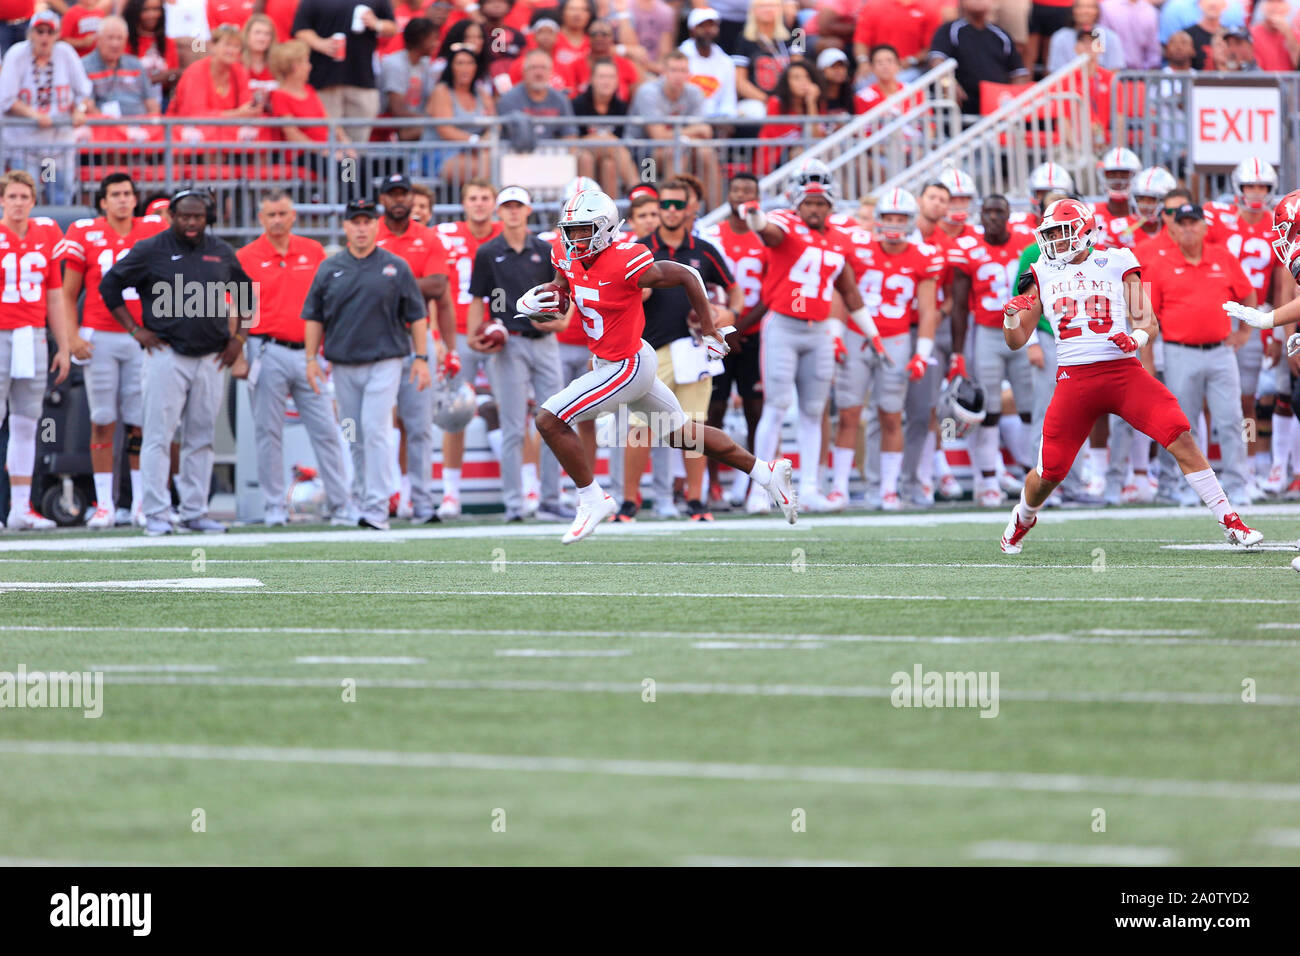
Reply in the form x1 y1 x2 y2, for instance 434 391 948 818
1053 294 1111 339
572 284 604 340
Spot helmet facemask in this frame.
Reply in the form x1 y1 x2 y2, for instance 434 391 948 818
1104 170 1133 203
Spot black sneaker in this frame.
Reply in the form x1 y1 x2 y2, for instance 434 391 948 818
686 499 714 522
614 500 638 523
358 517 389 530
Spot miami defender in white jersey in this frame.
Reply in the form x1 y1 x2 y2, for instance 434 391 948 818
999 199 1262 553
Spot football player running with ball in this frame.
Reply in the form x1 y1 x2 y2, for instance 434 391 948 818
999 199 1262 554
524 189 798 544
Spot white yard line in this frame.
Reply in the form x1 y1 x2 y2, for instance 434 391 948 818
681 855 876 867
90 664 221 673
294 656 426 665
1255 829 1300 848
691 641 826 650
966 841 1179 865
81 674 1300 707
493 649 632 658
3 624 1294 648
3 739 1297 802
0 578 263 590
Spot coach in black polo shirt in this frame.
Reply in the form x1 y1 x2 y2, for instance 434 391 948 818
928 0 1029 113
100 188 254 536
626 178 740 522
466 186 570 523
302 197 429 530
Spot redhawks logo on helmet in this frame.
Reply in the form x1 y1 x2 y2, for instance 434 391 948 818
1036 198 1097 263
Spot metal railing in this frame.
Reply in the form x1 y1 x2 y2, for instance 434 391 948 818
0 113 835 247
1109 69 1300 201
698 60 960 227
875 55 1097 207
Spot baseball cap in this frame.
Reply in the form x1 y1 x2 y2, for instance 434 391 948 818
816 48 849 71
496 185 532 207
29 10 59 29
531 17 558 32
344 197 381 219
1225 26 1251 40
628 184 658 202
687 7 720 29
145 197 171 216
378 173 412 194
1172 203 1205 223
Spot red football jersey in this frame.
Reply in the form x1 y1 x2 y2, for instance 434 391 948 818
703 219 766 334
1214 204 1277 302
0 217 64 330
435 219 504 334
761 209 849 322
915 225 958 304
956 232 1032 329
1092 203 1140 249
377 219 448 280
842 235 943 338
550 239 655 362
56 215 166 332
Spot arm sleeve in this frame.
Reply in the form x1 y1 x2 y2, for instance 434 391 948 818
0 46 24 112
399 264 426 324
930 22 955 60
301 267 327 323
700 241 734 288
99 243 151 310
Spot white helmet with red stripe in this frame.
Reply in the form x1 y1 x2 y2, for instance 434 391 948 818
1270 188 1300 280
786 157 836 206
938 168 977 224
1028 162 1075 195
873 187 919 242
1097 148 1142 202
1036 198 1098 266
1231 158 1279 213
562 176 601 203
1131 166 1178 223
558 188 623 261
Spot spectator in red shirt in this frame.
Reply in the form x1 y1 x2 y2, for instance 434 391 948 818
853 0 941 83
756 60 827 175
261 0 301 42
242 12 278 108
554 0 593 73
268 38 356 158
1251 0 1299 70
854 44 924 113
508 15 566 89
61 0 114 56
167 23 261 117
123 0 181 101
560 17 640 98
480 0 527 87
207 0 255 30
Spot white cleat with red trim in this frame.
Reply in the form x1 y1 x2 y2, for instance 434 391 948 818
562 492 618 544
86 506 115 529
999 507 1036 554
6 507 56 531
765 459 798 524
1220 512 1263 547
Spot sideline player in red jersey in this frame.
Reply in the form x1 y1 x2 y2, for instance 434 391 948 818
0 170 75 531
526 189 797 544
1092 148 1142 249
56 173 166 528
1001 199 1262 553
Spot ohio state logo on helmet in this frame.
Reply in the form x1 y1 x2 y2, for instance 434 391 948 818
1036 198 1097 264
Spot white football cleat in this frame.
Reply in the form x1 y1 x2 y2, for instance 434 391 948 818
880 491 903 512
824 489 848 512
562 492 617 544
998 471 1023 496
977 487 1005 508
999 507 1036 554
86 505 115 529
523 489 541 516
1220 512 1263 547
745 485 771 514
396 497 414 520
765 459 798 523
7 507 56 530
937 474 963 500
131 501 146 527
801 489 836 513
436 496 461 520
919 480 935 503
1261 465 1285 495
1084 476 1105 498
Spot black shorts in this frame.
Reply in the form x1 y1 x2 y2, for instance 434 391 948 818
1028 3 1072 39
711 331 763 402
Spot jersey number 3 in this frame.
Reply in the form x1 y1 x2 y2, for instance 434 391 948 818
1053 294 1111 339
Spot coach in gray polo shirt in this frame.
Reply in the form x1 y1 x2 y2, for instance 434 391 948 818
467 186 570 523
303 198 430 530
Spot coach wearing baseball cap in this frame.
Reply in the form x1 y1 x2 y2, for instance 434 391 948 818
101 187 254 536
302 197 430 530
1145 203 1256 505
466 186 570 522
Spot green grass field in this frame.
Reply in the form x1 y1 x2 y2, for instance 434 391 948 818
2 505 1299 866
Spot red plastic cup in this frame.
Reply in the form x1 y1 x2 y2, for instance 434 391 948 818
331 33 346 61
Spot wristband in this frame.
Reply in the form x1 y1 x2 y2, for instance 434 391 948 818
1003 310 1021 330
849 306 880 340
826 318 845 340
1026 329 1040 347
915 337 934 362
413 354 428 361
128 326 137 338
1132 329 1149 349
306 357 319 365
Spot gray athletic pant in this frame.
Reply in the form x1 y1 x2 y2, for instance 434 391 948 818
397 335 437 518
1158 342 1249 503
487 333 563 516
140 347 223 521
331 357 403 526
900 321 954 498
1031 333 1088 496
249 339 350 517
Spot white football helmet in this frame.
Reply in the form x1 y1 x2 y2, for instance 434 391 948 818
1131 166 1178 224
1029 162 1075 194
558 188 624 261
873 188 919 242
432 380 478 432
938 168 977 224
1098 148 1142 202
1036 198 1098 265
562 175 600 203
786 157 836 206
1231 158 1278 213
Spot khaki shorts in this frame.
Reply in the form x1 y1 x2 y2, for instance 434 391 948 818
655 343 711 421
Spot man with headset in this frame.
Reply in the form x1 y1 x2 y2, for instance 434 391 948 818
100 187 255 536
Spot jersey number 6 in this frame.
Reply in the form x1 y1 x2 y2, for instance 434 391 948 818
1053 294 1112 339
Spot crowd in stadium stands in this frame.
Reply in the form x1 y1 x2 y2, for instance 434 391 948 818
2 0 1300 533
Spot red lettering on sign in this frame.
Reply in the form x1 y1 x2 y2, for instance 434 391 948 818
1222 108 1242 141
1199 108 1215 140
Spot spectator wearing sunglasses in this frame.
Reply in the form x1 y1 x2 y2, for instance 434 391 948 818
560 18 641 100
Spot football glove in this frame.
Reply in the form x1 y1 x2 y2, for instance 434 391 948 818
517 284 560 316
1223 301 1274 329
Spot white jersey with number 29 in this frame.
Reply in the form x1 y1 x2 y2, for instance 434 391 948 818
1030 246 1141 367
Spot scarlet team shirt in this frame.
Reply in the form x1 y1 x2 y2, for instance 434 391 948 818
839 228 943 337
0 217 64 330
1031 247 1142 365
235 233 327 342
550 240 655 362
701 219 766 336
953 231 1031 328
761 209 849 322
436 220 504 334
56 215 166 332
1208 203 1278 303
